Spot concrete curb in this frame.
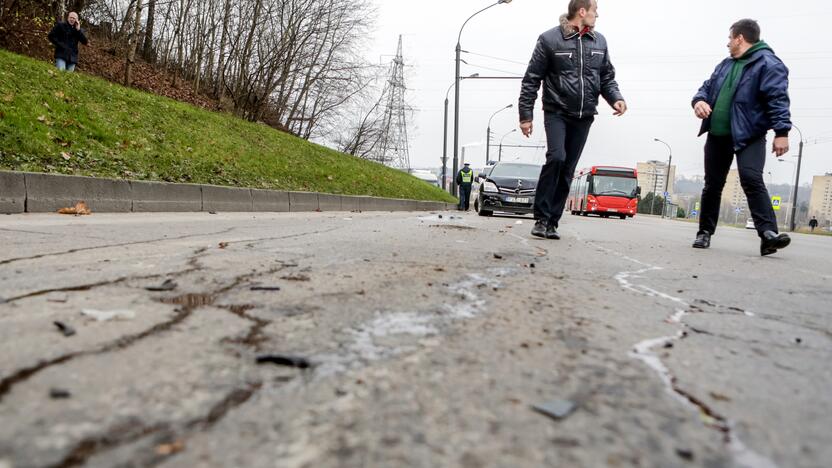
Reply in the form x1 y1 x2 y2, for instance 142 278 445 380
0 171 452 215
0 172 26 213
25 172 132 213
131 180 202 212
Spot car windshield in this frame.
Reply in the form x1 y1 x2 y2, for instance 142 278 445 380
489 164 541 179
590 176 638 197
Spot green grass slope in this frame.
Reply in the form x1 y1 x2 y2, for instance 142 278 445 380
0 49 454 202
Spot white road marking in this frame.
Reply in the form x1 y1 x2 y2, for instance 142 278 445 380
577 234 779 468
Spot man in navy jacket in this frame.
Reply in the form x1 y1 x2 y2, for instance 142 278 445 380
691 19 792 256
47 12 88 72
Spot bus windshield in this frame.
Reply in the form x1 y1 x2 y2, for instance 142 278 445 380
590 176 638 197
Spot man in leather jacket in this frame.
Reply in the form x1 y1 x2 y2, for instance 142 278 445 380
518 0 626 240
47 12 88 72
691 19 792 256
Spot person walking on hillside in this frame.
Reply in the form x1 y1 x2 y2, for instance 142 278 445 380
518 0 626 240
47 11 88 72
691 19 792 256
456 163 475 211
809 216 818 232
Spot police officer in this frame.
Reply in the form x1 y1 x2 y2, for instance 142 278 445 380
456 163 475 211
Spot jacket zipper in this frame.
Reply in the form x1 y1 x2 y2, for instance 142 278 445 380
555 52 572 58
579 37 585 119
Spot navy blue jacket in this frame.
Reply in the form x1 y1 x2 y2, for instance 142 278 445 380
692 47 791 151
48 22 88 65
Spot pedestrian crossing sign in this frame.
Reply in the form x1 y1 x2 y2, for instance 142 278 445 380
772 196 782 211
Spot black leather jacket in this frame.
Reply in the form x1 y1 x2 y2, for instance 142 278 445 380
48 22 88 65
519 18 624 121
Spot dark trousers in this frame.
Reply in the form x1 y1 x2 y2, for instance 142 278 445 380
458 184 472 210
699 135 778 237
534 112 593 226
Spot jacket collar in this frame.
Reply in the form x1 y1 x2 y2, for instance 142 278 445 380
559 14 596 40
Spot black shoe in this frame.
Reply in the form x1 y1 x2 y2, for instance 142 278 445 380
692 231 711 249
545 225 561 240
531 221 547 238
760 231 791 256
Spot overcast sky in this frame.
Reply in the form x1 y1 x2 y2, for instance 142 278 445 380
364 0 832 184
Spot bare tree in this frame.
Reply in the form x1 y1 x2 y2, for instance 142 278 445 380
124 0 142 85
40 0 378 141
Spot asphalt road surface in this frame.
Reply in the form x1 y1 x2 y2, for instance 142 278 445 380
0 210 829 468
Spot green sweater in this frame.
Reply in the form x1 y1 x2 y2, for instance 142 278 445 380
710 41 771 136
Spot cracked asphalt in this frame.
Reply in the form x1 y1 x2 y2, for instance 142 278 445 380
0 211 829 468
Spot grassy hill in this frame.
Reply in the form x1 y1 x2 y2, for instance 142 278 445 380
0 49 454 203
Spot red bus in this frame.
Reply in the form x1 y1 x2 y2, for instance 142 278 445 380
568 166 641 219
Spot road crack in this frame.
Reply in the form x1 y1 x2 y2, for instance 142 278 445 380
48 382 263 468
2 247 209 303
580 236 780 468
0 228 236 267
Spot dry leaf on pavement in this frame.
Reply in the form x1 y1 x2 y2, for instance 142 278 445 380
58 201 92 215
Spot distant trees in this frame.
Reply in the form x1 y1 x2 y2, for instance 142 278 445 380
2 0 378 140
638 192 666 216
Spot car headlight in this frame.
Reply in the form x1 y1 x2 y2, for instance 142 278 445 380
482 181 499 193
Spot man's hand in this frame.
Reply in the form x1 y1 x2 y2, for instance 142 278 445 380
772 136 789 157
613 101 627 116
694 101 712 120
520 120 533 138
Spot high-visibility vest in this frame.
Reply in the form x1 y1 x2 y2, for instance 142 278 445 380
460 170 473 184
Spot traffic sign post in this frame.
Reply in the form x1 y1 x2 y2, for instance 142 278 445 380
772 196 782 211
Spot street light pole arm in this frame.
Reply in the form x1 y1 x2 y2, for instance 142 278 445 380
654 138 672 156
488 104 513 128
457 2 502 46
791 124 804 143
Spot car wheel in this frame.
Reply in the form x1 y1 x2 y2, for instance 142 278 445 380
619 215 627 220
477 197 492 217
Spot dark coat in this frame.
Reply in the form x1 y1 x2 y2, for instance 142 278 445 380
47 22 88 65
519 14 624 121
692 47 792 151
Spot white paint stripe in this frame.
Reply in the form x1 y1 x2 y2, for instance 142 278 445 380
579 236 779 468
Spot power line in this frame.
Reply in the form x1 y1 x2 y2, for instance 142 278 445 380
463 62 524 76
464 50 528 66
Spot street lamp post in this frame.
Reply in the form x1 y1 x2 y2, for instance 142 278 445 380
778 158 797 230
498 128 516 162
654 138 673 218
486 104 513 164
452 0 513 198
442 74 478 191
788 124 804 232
650 172 660 216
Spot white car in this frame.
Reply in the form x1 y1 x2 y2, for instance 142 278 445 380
411 170 439 187
745 218 755 229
